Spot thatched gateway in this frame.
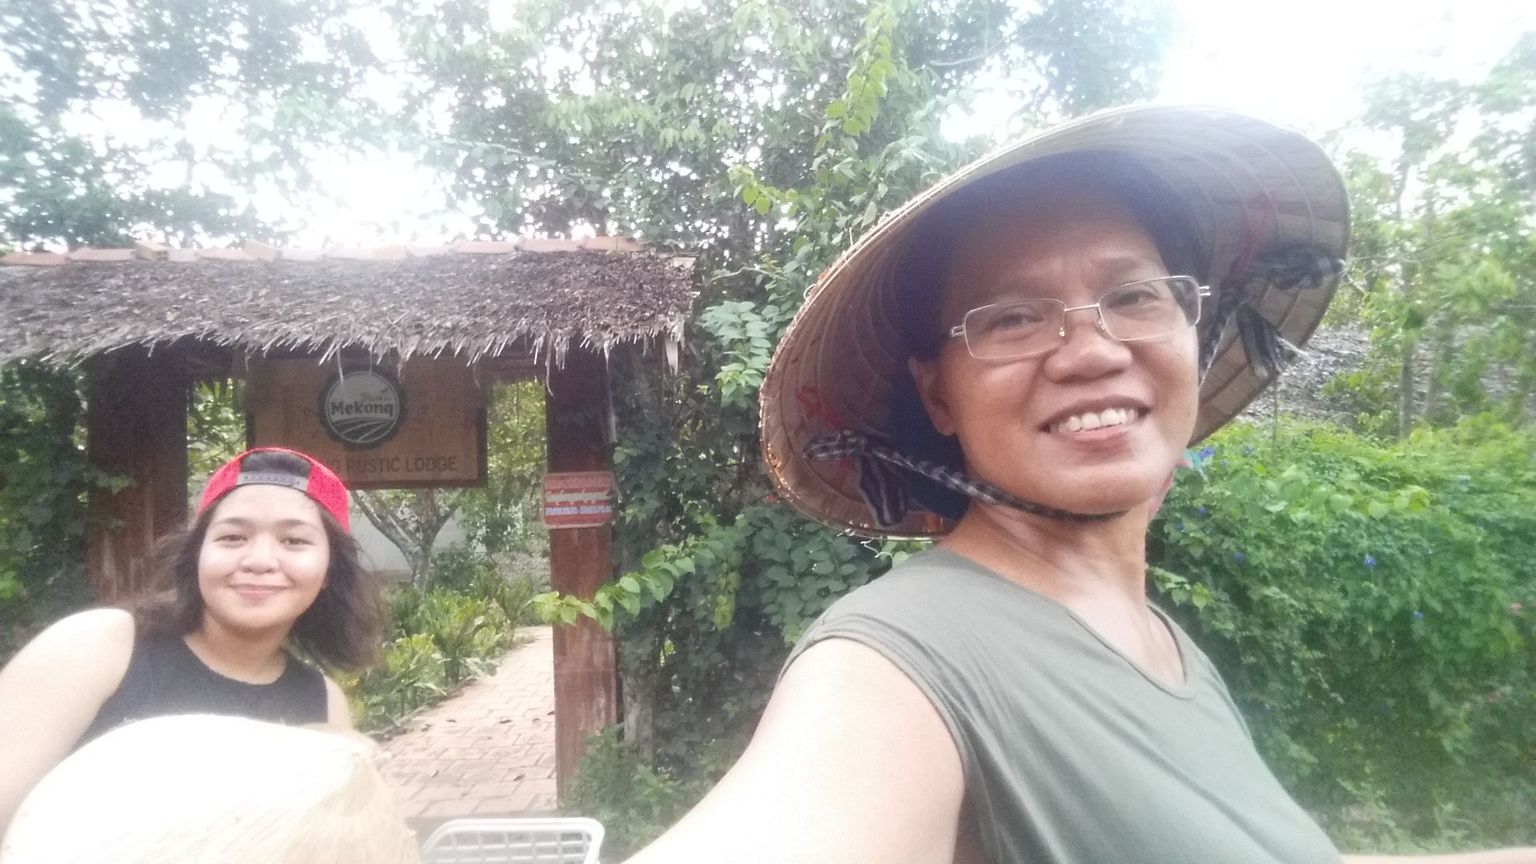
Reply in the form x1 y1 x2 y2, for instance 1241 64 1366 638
0 239 697 796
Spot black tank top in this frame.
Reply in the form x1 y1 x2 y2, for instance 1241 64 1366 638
78 630 327 747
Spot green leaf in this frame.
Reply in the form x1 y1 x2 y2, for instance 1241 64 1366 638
617 591 641 615
1190 584 1213 610
647 574 672 602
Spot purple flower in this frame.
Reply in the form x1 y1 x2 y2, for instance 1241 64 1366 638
1413 610 1424 620
1364 554 1377 568
1199 446 1215 460
1197 505 1209 517
1233 551 1245 563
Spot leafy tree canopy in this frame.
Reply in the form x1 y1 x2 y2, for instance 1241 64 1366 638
0 0 385 248
1327 35 1536 434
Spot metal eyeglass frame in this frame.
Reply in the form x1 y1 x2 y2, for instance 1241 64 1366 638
945 276 1211 361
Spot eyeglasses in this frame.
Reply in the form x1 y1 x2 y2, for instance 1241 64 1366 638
946 276 1209 361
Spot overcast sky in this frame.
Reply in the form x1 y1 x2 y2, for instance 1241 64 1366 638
1158 0 1534 135
280 0 1533 245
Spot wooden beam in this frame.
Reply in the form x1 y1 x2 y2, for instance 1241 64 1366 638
542 347 618 801
85 347 191 602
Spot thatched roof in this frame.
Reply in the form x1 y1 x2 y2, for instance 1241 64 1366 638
0 239 697 367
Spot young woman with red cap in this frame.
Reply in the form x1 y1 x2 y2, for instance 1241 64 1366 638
0 447 384 834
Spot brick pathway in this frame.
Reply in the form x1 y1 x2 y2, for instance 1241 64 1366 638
379 626 558 831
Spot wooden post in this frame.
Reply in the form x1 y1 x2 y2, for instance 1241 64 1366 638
543 348 619 800
85 347 191 601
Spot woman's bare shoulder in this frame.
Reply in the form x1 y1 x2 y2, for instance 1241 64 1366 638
3 608 136 683
40 607 135 646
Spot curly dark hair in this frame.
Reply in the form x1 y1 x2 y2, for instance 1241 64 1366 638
133 456 384 672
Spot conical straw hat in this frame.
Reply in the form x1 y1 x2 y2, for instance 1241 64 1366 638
0 715 420 864
760 105 1350 538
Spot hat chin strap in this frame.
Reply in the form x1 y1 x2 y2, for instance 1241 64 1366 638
804 431 1127 529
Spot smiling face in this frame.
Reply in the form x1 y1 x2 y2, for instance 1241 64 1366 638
196 485 331 639
909 187 1200 517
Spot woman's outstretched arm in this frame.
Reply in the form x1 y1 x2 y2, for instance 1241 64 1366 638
624 637 970 864
0 608 134 835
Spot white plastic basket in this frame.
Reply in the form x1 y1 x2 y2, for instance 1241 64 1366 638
420 817 605 864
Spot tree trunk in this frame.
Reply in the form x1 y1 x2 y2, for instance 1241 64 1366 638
616 608 670 752
1513 347 1536 427
351 490 456 588
1422 316 1453 426
1391 160 1426 440
411 490 455 589
1397 337 1417 439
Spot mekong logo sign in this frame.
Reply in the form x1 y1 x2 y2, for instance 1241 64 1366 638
319 368 405 449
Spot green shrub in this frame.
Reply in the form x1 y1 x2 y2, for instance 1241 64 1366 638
566 727 710 859
352 571 539 732
499 549 552 590
468 564 545 631
0 364 104 660
1150 416 1536 845
386 583 428 639
429 542 499 593
348 633 448 732
414 590 513 685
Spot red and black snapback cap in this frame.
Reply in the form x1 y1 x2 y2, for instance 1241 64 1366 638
197 447 350 531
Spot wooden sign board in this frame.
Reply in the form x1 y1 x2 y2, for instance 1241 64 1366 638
543 471 615 528
247 358 486 489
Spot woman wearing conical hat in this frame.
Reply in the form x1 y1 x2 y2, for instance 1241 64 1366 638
626 107 1536 863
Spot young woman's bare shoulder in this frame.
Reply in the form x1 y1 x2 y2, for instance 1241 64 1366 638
0 609 138 835
38 607 135 644
5 608 136 685
321 675 353 728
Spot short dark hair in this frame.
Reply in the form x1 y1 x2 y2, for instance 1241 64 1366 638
897 150 1204 360
133 469 383 672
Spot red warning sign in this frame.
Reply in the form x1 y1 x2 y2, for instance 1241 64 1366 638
542 471 615 529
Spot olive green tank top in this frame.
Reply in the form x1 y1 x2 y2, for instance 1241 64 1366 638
787 548 1340 864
